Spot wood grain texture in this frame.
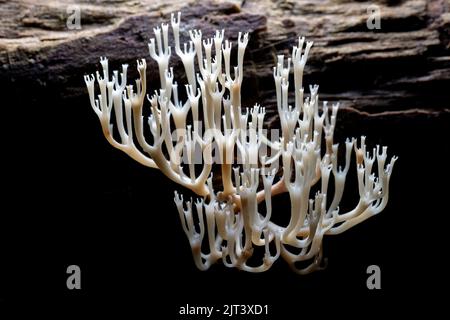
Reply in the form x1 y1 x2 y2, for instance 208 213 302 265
1 0 449 123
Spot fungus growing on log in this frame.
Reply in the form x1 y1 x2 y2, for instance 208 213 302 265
85 12 397 274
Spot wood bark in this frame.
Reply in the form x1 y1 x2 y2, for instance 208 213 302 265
1 0 449 123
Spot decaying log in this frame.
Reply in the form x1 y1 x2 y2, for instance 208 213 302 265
0 0 449 124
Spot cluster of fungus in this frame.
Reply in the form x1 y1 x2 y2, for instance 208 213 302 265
85 13 397 274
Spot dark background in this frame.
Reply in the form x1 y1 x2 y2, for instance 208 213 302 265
1 0 449 317
2 63 449 317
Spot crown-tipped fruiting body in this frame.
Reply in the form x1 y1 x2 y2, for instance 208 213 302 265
85 12 397 274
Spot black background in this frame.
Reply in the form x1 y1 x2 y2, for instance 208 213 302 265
1 55 449 317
